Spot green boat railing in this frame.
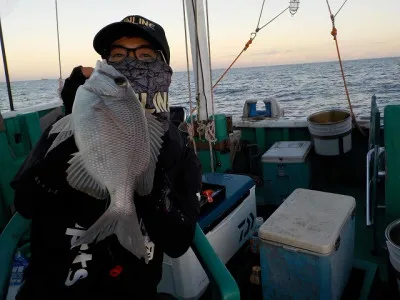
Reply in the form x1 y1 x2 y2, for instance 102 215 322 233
384 104 400 224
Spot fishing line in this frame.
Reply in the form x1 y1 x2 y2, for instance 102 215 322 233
212 1 299 89
182 0 197 154
325 0 365 136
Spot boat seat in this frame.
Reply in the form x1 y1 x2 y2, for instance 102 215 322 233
366 95 385 227
0 215 239 300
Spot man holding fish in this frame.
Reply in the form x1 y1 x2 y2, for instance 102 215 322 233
11 15 202 300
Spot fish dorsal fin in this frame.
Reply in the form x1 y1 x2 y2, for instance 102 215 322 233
46 115 74 155
66 152 109 199
136 112 165 196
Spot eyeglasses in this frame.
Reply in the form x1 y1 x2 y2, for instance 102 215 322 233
107 45 166 63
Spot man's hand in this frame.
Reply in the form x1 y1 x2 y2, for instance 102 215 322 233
81 67 94 78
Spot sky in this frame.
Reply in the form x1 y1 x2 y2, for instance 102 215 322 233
0 0 399 81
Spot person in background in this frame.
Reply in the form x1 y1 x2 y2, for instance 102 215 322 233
11 15 202 300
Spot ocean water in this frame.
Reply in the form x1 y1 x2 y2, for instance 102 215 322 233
1 57 399 122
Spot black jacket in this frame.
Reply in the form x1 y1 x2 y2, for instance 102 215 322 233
11 67 202 300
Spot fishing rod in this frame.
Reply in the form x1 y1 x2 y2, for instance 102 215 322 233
0 17 14 111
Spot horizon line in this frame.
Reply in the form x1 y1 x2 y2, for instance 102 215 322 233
1 55 399 83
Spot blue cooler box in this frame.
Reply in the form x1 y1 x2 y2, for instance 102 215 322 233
259 188 355 300
261 141 312 206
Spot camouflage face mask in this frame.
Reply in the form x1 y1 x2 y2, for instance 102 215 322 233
109 57 173 122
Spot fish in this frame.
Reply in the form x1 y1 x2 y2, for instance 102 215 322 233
47 60 165 261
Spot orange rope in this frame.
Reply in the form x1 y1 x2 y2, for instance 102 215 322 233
212 38 254 90
211 5 291 90
329 15 365 136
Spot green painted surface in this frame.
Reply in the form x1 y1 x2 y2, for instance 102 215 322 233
212 114 228 141
239 128 255 141
352 259 378 300
23 113 42 147
255 128 267 154
196 114 232 173
0 112 43 229
384 105 400 223
192 224 240 300
261 160 311 206
0 129 26 228
198 150 231 173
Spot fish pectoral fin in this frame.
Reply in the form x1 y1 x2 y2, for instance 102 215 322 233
49 114 73 135
136 112 165 196
46 115 74 155
66 152 109 199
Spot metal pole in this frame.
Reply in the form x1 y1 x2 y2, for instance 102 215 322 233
185 0 213 122
55 0 62 80
0 17 14 111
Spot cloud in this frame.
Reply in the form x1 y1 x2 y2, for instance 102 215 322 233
250 49 293 56
371 40 388 45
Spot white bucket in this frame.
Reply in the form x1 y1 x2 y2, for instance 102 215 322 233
307 109 352 156
386 220 400 292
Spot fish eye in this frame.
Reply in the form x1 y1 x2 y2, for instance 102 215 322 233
114 77 127 86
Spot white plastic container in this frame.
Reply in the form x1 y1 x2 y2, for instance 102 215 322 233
6 251 28 300
157 186 256 299
259 188 356 300
307 109 352 156
386 219 400 292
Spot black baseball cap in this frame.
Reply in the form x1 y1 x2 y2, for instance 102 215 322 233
93 15 170 64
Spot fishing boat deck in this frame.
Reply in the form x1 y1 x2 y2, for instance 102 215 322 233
200 122 392 299
209 183 391 300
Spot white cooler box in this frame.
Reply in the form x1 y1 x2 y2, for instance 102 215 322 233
259 188 356 300
158 173 256 300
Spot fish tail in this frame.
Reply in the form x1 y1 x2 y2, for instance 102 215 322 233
72 202 147 259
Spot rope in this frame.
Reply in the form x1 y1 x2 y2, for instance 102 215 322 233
205 0 215 118
205 122 217 142
334 0 348 17
212 5 291 90
183 0 218 172
205 121 217 172
212 37 254 89
182 0 197 154
205 0 218 173
326 0 365 136
197 122 206 138
257 7 289 32
55 0 63 97
256 0 266 30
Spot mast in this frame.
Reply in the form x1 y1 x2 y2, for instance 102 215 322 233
185 0 213 121
0 17 14 111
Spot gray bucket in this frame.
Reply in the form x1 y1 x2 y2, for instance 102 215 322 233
386 219 400 292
